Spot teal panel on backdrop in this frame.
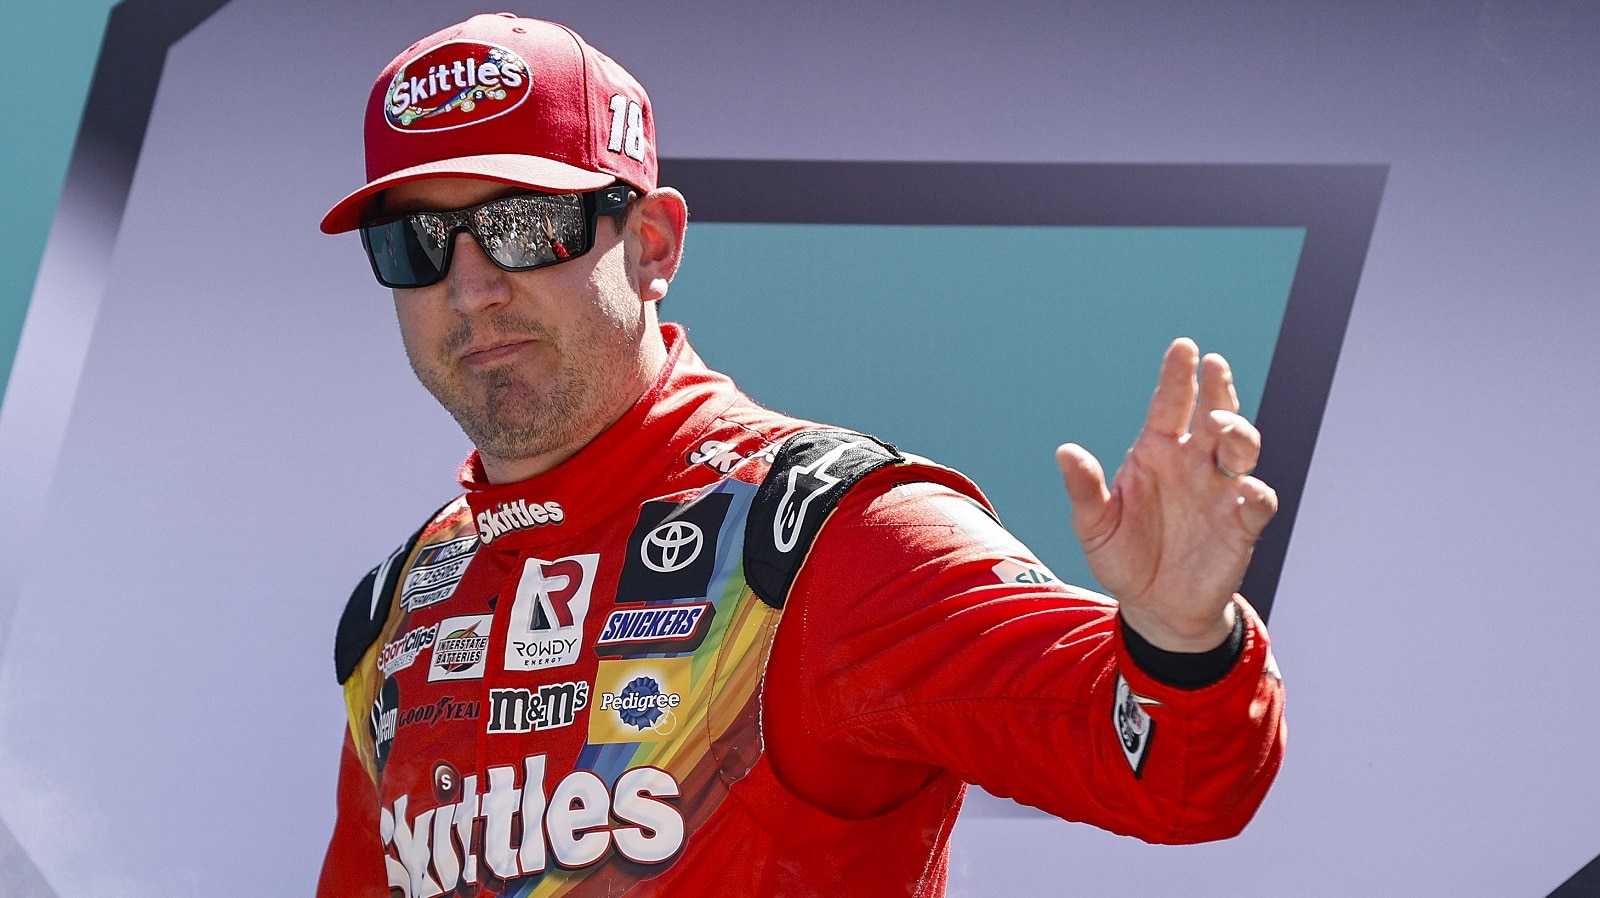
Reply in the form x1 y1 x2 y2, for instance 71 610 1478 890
0 0 118 401
670 223 1304 593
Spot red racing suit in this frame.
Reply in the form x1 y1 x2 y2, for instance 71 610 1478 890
318 324 1286 897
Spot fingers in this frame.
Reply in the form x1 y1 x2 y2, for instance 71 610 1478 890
1197 408 1262 479
1235 476 1279 536
1189 407 1276 538
1143 338 1200 438
1198 352 1240 416
1056 443 1112 539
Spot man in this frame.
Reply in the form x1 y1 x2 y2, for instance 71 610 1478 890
317 13 1285 897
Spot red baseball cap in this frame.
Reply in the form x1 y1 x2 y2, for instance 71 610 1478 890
321 13 656 234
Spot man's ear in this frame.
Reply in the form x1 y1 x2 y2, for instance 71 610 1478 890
627 187 688 303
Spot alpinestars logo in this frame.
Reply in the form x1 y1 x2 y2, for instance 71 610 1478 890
773 441 867 553
486 682 590 734
476 499 564 546
504 554 598 671
381 755 684 897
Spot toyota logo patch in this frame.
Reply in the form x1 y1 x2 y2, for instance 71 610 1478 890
641 521 703 573
618 495 731 602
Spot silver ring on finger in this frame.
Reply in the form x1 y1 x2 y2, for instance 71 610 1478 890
1217 460 1243 479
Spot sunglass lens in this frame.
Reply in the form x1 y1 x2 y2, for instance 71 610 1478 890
474 195 587 268
365 215 450 288
362 192 596 287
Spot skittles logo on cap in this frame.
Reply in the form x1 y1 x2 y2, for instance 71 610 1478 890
384 41 530 132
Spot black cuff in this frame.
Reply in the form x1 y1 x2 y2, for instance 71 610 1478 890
1120 604 1246 690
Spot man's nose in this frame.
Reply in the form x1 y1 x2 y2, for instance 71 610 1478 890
446 231 512 315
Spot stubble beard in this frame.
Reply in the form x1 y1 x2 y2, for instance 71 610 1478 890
410 307 642 464
448 360 589 461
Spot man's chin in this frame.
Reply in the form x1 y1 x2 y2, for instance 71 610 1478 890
440 374 606 465
454 401 574 462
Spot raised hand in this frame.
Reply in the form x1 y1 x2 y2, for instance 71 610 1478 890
1056 338 1278 652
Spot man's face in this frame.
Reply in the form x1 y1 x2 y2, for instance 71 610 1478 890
383 177 655 468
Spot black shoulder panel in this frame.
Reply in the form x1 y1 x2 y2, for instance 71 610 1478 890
334 503 449 684
744 431 902 609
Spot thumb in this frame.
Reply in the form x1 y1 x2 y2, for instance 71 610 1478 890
1056 443 1111 537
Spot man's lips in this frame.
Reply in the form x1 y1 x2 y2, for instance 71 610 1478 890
460 338 538 366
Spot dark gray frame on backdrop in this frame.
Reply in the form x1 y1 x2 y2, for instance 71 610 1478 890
662 158 1387 623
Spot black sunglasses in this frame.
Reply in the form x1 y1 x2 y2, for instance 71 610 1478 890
359 185 633 289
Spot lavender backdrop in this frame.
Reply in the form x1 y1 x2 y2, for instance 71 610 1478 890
0 1 1596 896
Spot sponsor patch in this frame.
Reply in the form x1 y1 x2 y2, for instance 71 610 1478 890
428 614 493 682
617 495 731 602
643 522 702 574
476 499 564 546
385 40 532 132
369 678 400 776
398 695 481 729
380 754 685 891
504 554 598 671
745 432 899 609
990 558 1059 587
772 440 888 554
377 623 439 677
1113 672 1160 779
594 602 714 657
400 534 477 612
486 681 591 734
588 658 692 744
432 761 462 803
686 439 744 474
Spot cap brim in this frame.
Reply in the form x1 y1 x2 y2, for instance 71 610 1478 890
320 153 618 233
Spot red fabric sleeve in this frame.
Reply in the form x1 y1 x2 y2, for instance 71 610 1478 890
762 476 1286 843
317 728 391 898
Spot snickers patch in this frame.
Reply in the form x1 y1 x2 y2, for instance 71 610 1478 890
594 602 714 657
